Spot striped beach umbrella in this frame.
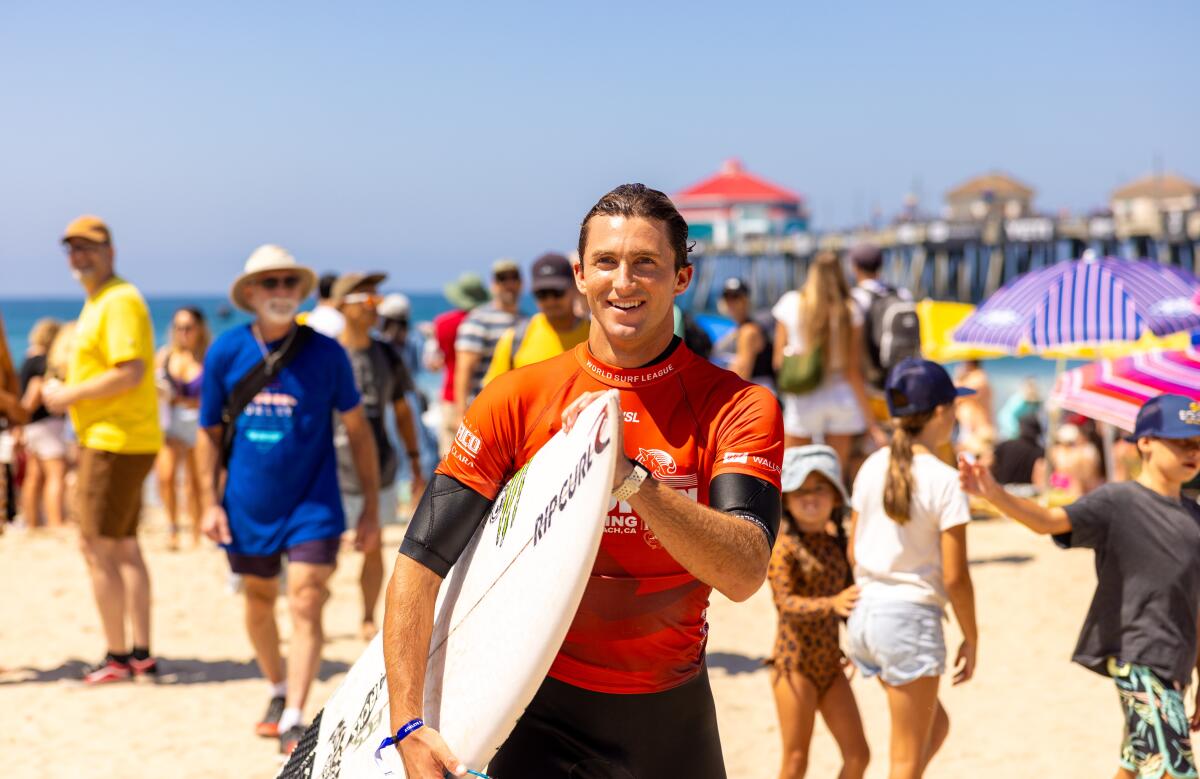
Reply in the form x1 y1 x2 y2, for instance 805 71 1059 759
952 257 1200 351
1050 348 1200 431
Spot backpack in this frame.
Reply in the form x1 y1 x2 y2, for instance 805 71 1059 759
865 285 921 389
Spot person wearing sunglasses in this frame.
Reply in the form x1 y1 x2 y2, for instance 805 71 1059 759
482 252 589 385
196 245 381 755
451 259 525 427
40 216 163 686
330 272 425 642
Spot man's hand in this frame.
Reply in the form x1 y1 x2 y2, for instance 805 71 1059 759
560 390 628 488
356 502 381 552
202 505 232 545
41 380 75 415
397 725 466 778
830 585 860 618
953 640 977 685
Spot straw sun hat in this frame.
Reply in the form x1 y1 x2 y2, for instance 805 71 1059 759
229 244 317 313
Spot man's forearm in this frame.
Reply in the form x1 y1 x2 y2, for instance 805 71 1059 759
394 400 420 459
349 426 381 503
383 556 442 729
629 478 769 602
195 426 222 508
71 361 144 402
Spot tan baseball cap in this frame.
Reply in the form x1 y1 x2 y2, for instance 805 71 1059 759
331 271 388 302
62 215 112 244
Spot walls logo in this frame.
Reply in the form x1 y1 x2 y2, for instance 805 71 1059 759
722 452 748 464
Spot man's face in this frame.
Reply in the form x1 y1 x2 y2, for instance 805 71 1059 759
64 238 114 284
534 285 574 321
575 215 691 347
493 269 522 307
246 271 305 326
1141 436 1200 483
340 284 380 330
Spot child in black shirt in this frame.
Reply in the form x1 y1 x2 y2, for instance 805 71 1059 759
960 394 1200 779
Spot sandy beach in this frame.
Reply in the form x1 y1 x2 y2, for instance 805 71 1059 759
2 510 1118 778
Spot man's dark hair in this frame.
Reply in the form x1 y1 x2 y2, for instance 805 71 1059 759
578 183 692 271
318 272 338 300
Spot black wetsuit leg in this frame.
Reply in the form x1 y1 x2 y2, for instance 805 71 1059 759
488 666 726 779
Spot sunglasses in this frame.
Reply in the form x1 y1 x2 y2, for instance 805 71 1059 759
721 291 747 300
62 241 109 255
494 272 521 283
343 292 381 305
534 289 566 300
255 275 301 290
173 323 195 332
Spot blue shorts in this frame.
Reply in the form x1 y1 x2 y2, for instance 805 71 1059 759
847 599 945 686
226 536 340 578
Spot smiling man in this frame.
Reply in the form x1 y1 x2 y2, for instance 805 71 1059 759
380 184 784 778
43 215 162 685
195 245 381 755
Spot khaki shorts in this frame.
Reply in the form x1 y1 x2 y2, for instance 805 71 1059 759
77 448 156 539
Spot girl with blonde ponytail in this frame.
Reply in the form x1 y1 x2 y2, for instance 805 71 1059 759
845 358 978 779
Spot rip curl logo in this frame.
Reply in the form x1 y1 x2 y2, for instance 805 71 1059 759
1181 403 1200 427
489 463 529 547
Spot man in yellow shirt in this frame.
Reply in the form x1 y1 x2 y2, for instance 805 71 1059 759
483 252 589 384
43 215 162 685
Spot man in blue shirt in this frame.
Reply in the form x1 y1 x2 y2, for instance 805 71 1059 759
196 245 381 755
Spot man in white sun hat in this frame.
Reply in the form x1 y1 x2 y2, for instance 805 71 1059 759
195 244 382 755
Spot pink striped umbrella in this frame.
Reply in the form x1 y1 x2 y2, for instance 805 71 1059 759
1051 348 1200 431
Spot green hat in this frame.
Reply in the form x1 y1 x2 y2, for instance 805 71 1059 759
444 272 490 311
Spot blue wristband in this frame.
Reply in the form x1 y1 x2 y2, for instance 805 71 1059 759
373 719 425 773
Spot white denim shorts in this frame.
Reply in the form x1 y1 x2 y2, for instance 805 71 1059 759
847 599 946 686
781 378 867 439
22 417 68 460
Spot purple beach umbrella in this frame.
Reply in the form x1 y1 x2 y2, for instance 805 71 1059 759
952 257 1200 351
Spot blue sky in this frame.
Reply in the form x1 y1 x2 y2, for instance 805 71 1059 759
2 1 1197 296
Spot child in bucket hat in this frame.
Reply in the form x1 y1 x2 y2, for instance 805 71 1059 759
767 445 868 778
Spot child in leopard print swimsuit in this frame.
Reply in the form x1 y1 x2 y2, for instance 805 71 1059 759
768 445 868 779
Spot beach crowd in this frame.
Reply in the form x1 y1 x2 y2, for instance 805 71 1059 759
1 197 1199 779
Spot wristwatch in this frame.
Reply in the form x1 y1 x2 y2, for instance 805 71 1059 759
612 457 651 501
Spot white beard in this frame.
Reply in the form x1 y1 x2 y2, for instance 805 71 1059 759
260 298 299 325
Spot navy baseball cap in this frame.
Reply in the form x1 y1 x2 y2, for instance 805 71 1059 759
885 357 975 418
1126 394 1200 442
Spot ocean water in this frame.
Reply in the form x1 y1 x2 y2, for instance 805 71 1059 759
1 293 455 396
0 293 1073 417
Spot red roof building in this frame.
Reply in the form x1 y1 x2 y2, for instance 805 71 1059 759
672 159 808 248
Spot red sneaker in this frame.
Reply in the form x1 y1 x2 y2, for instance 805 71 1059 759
129 655 159 680
83 656 132 685
279 724 305 755
256 695 286 737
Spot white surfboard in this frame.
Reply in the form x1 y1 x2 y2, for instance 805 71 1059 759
279 390 621 778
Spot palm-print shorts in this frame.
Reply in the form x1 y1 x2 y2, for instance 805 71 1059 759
1108 658 1198 778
